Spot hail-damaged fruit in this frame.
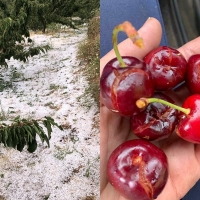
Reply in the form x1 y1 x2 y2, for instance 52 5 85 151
100 21 154 116
131 92 179 141
144 46 187 91
107 139 168 200
136 95 200 144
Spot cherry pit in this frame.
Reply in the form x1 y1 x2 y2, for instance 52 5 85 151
101 21 200 200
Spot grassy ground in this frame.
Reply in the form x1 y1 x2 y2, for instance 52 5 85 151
0 27 99 200
77 15 100 108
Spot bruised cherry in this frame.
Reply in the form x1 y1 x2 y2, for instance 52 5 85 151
107 139 168 200
131 92 179 141
144 46 187 91
100 21 154 116
100 56 154 116
136 95 200 144
185 54 200 94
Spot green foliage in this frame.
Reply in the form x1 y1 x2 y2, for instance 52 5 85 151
0 0 100 65
73 0 99 20
0 0 50 66
0 116 63 152
28 0 75 32
87 16 100 40
27 0 100 32
77 15 100 107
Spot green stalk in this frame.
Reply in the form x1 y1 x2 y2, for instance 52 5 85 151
136 97 190 115
112 21 144 67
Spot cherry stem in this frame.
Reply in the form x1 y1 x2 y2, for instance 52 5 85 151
136 97 190 115
112 21 144 67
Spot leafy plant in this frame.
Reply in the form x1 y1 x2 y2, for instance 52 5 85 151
77 15 100 107
0 116 63 152
0 0 50 66
28 0 99 33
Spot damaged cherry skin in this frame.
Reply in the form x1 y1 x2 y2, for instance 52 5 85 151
185 54 200 94
144 46 187 91
131 92 179 141
176 94 200 143
107 139 168 200
100 56 154 116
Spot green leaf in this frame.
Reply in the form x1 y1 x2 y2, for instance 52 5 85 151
27 139 37 153
0 114 62 151
44 116 54 122
33 121 45 137
43 134 50 147
16 126 22 143
45 116 63 130
6 128 13 148
16 126 26 151
38 125 50 147
20 126 27 143
11 126 18 148
3 128 8 146
43 120 52 139
33 121 49 147
24 125 34 143
0 129 2 143
13 116 20 122
32 124 43 142
17 142 25 152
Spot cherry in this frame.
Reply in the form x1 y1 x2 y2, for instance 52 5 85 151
136 95 200 144
107 139 168 200
144 46 187 91
100 56 154 115
131 92 179 141
185 54 200 94
176 94 200 143
100 21 154 116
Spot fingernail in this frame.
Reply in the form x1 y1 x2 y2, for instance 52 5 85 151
145 17 151 23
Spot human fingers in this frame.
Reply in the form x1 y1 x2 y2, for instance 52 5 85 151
172 37 200 100
100 17 162 75
100 17 162 192
178 36 200 61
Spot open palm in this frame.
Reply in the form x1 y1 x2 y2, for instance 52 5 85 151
100 18 200 200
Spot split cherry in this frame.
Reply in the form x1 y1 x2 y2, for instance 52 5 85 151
144 46 187 91
131 92 179 141
100 21 154 116
107 139 168 200
136 94 200 144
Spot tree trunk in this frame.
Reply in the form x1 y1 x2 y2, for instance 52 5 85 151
42 20 46 33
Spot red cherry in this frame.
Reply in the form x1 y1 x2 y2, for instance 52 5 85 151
101 21 155 116
107 139 168 200
100 56 154 116
144 46 187 91
185 54 200 94
136 94 200 144
131 92 179 141
176 94 200 143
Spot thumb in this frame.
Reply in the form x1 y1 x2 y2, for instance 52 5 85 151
100 17 163 74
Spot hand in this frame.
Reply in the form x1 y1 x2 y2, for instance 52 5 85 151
100 17 200 200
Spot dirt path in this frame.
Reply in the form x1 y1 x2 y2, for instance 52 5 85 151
0 28 99 200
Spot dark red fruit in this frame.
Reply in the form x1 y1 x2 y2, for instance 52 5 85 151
144 46 187 91
185 54 200 94
107 139 168 200
176 94 200 143
131 92 179 141
100 56 154 116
